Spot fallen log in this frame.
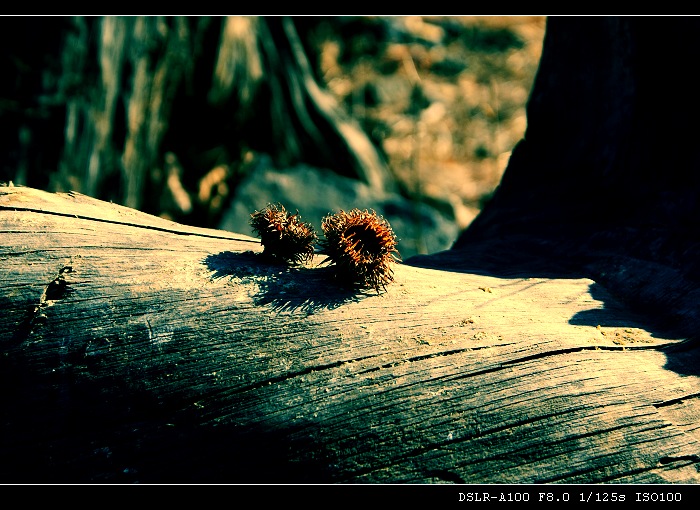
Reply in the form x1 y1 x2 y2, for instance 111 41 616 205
1 184 699 484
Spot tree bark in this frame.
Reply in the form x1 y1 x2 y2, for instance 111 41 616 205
1 184 699 484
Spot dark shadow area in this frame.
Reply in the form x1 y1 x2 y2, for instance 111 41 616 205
203 250 372 315
0 368 340 483
569 281 686 339
569 282 667 329
404 234 589 280
656 336 700 379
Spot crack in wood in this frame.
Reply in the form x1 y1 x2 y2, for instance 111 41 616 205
0 203 259 243
355 347 486 375
658 454 700 464
653 392 700 408
13 264 74 344
500 344 675 368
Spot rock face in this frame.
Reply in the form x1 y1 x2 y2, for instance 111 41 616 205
218 155 460 259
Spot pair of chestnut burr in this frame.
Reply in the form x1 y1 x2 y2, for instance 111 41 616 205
249 203 400 292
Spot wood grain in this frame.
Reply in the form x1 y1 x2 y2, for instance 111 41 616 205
1 184 699 483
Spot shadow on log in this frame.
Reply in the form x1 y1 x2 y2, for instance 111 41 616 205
2 17 700 484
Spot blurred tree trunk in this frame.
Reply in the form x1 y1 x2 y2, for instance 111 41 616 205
0 16 393 217
55 16 201 210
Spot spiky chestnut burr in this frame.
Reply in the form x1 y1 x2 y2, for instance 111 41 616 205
319 208 400 292
249 203 317 265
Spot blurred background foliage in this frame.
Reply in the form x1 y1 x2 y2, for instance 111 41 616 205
0 16 545 258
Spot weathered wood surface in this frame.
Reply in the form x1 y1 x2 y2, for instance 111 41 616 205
1 184 700 484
